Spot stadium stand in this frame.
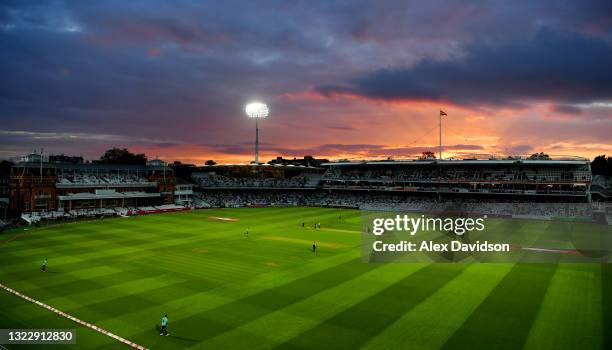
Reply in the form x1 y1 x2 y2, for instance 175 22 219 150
8 160 184 220
7 153 608 225
188 155 601 222
320 157 591 197
591 175 612 200
192 173 312 188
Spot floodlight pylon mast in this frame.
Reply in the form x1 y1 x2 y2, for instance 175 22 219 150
255 117 260 163
245 102 269 164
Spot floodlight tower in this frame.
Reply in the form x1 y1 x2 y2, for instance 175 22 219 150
245 102 269 163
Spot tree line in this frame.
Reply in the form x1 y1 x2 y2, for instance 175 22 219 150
591 155 612 177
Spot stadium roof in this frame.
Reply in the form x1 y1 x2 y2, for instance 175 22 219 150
13 162 172 171
322 157 589 167
204 163 317 169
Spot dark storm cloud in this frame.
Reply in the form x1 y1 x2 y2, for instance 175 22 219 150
1 1 375 145
317 28 612 106
553 104 584 115
0 0 611 160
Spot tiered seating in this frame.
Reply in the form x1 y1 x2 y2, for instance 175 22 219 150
57 173 151 186
193 173 319 188
323 166 591 184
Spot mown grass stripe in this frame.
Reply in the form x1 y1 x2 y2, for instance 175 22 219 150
441 264 558 350
523 264 602 350
64 280 212 324
361 263 515 350
128 257 381 344
274 264 467 350
601 264 612 349
198 263 427 349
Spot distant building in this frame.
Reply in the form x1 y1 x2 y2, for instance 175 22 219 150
147 158 167 167
19 153 48 163
49 154 84 164
268 156 328 167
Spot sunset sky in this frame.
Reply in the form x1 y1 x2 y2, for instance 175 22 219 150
1 0 611 164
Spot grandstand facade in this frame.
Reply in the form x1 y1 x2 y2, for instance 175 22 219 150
9 160 180 218
189 157 598 219
321 157 591 200
191 156 591 199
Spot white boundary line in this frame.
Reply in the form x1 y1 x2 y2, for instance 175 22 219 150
0 283 149 350
521 247 582 255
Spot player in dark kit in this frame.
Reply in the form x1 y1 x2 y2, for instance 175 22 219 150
160 314 169 336
312 242 316 255
40 258 47 272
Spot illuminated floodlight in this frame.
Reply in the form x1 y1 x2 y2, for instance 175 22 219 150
245 102 269 163
245 102 269 118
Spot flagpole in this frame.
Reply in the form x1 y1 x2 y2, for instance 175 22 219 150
439 112 442 160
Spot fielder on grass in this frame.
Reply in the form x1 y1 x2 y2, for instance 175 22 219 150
160 314 169 336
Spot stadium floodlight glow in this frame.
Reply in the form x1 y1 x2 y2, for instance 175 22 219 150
245 102 269 163
245 102 269 119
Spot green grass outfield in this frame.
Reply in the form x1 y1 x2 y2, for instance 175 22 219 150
0 207 611 349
